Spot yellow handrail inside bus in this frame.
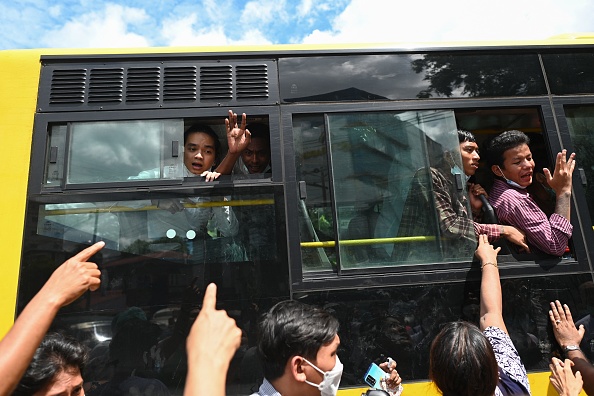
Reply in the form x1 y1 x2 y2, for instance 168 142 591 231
301 236 435 248
41 199 274 215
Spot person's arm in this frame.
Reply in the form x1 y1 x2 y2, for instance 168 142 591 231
476 235 506 333
544 150 576 222
184 283 242 396
505 197 571 256
214 110 251 175
0 241 104 396
549 357 583 396
549 300 594 395
431 170 474 240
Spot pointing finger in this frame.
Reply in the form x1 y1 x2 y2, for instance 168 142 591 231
72 241 105 262
201 283 217 311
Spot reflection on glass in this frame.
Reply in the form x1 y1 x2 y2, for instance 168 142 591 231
326 110 475 268
565 105 594 227
22 188 288 395
279 53 545 102
542 53 594 94
293 114 336 272
45 119 184 186
38 195 253 265
296 273 591 384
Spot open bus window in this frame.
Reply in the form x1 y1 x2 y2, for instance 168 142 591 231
44 119 184 186
294 110 477 272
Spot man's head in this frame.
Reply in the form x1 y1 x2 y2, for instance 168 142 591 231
183 124 221 175
257 300 340 395
457 130 480 176
242 123 271 174
486 130 535 188
14 333 87 396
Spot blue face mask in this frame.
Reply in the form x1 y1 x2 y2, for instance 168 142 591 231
497 166 527 189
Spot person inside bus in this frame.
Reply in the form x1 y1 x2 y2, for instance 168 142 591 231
251 299 402 396
0 241 103 396
393 130 528 262
485 130 575 256
429 234 531 396
213 111 271 177
127 123 238 245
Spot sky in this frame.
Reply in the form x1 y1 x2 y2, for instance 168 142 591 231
1 0 594 50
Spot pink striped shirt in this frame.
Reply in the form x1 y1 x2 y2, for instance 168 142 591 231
489 179 572 256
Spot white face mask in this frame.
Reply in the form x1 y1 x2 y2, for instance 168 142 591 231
497 166 527 189
303 356 343 396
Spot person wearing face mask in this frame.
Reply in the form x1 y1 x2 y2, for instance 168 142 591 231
394 130 528 263
251 300 402 396
485 130 576 256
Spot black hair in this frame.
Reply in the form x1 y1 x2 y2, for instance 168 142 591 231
429 321 498 396
14 333 87 396
246 123 270 146
256 300 339 381
457 129 476 144
485 130 530 168
184 124 222 167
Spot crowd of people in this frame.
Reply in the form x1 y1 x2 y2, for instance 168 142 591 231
1 111 589 396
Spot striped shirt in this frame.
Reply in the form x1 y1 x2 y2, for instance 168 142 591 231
489 179 572 256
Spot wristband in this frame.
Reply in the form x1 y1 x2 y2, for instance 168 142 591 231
481 262 498 269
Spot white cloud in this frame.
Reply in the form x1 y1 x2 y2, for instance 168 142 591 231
48 5 61 18
42 3 150 48
161 13 272 46
302 0 594 44
240 0 287 25
297 0 313 17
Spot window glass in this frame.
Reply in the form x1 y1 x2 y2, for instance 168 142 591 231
293 114 336 272
565 105 594 227
542 52 594 94
279 53 546 102
45 119 184 186
327 110 476 268
21 186 288 395
37 193 266 265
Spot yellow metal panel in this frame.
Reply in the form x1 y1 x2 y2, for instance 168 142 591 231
337 371 587 395
0 50 41 337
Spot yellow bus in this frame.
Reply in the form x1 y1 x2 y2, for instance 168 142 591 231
3 39 594 395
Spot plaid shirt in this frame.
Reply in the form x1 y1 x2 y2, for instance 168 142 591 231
394 167 480 263
489 179 572 256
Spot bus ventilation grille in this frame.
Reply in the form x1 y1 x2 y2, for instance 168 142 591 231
200 66 233 101
88 68 124 103
49 69 86 104
236 64 269 99
42 60 276 110
127 67 160 103
164 66 197 101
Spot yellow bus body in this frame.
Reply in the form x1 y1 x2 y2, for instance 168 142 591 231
4 39 594 395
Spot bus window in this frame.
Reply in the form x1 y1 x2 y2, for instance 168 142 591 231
44 119 184 186
326 110 475 268
293 114 336 272
565 105 594 227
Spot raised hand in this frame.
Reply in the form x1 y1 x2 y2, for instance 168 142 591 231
225 110 251 155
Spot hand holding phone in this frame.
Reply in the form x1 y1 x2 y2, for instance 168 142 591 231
364 362 386 389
